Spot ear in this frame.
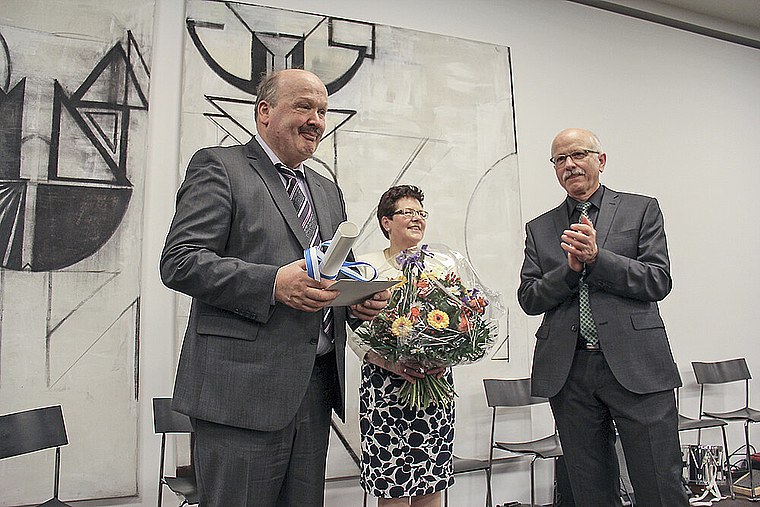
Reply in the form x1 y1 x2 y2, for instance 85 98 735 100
257 100 270 126
597 152 607 173
381 215 392 233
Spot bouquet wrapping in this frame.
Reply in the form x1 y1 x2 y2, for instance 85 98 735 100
356 244 504 409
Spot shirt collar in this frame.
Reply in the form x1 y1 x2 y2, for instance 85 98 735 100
254 134 306 177
565 185 604 218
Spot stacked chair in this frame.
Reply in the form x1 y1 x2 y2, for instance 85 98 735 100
0 405 71 506
692 358 760 500
483 378 563 507
152 397 199 507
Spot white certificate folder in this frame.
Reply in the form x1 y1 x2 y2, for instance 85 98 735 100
327 279 398 307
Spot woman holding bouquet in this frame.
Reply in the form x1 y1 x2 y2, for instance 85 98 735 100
351 185 454 507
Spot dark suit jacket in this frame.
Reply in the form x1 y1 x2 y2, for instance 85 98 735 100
518 186 681 398
160 138 349 432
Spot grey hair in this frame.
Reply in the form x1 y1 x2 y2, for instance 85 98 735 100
254 72 281 121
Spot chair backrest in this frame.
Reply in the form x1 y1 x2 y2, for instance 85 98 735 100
153 398 193 434
483 378 548 408
692 358 751 385
692 358 752 413
0 405 67 459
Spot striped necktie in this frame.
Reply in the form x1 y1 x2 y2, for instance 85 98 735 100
576 201 599 349
277 164 320 248
276 164 333 340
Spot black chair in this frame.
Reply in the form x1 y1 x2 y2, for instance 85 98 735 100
676 386 735 499
692 358 760 500
484 378 563 507
0 405 71 507
153 398 198 507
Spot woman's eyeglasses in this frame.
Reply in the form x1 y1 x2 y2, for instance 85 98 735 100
391 208 429 219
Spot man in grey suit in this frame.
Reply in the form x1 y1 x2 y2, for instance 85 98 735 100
518 128 687 506
161 69 389 507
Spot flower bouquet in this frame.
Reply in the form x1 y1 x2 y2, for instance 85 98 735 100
356 244 504 409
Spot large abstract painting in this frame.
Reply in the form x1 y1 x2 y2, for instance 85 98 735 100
0 0 153 503
180 0 522 468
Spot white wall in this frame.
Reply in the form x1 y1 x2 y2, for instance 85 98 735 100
84 0 760 505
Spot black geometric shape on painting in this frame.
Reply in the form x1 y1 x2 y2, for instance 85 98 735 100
85 111 119 153
31 183 132 272
0 181 26 270
73 40 149 110
0 30 10 93
0 33 149 273
203 95 256 144
47 35 149 186
0 78 24 179
186 14 374 97
251 33 304 89
49 81 130 185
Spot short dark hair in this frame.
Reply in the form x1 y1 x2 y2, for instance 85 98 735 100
255 72 281 122
376 185 425 239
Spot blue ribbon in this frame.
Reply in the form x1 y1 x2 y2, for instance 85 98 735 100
304 241 378 282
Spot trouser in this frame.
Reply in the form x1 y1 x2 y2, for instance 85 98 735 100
192 351 338 507
550 349 688 507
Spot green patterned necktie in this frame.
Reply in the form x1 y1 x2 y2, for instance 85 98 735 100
576 201 599 348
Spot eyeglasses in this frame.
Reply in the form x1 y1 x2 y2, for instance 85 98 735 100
550 149 600 167
391 208 429 219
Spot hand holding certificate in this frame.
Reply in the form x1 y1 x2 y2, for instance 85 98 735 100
327 279 398 306
303 221 390 306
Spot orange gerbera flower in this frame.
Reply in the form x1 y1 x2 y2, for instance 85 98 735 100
409 306 422 323
428 310 449 329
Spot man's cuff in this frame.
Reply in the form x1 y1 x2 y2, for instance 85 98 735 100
272 266 283 306
564 268 582 288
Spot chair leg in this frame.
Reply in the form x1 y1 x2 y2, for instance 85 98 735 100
747 421 755 501
530 457 536 507
721 426 735 500
53 447 61 500
444 487 448 507
485 466 493 507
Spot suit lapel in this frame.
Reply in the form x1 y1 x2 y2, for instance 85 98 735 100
551 202 569 250
245 139 310 249
304 168 334 241
595 186 619 248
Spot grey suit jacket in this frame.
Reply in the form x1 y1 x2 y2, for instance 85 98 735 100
160 138 349 431
518 186 681 398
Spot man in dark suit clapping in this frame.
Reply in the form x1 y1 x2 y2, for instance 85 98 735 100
518 128 687 507
161 69 389 507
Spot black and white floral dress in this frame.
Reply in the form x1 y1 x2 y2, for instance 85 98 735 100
355 250 455 499
359 362 455 498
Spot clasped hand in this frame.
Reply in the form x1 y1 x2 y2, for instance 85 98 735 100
561 214 598 272
366 352 446 383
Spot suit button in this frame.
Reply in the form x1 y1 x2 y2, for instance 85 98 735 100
310 337 318 344
571 325 578 332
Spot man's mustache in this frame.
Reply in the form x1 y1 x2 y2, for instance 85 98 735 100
563 169 585 181
300 126 323 138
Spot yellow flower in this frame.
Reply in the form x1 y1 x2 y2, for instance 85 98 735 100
391 316 414 337
428 310 449 329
